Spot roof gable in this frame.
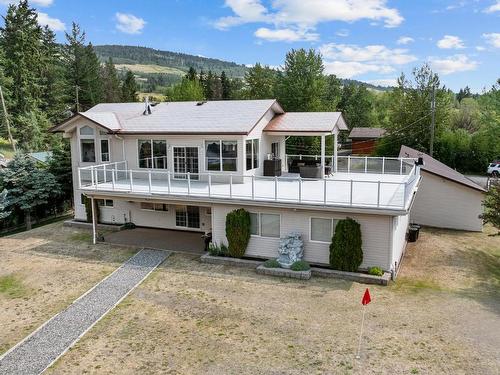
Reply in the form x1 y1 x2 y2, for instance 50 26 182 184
263 112 348 134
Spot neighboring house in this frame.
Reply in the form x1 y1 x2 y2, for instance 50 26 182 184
52 99 422 276
399 145 486 231
28 151 53 166
348 127 386 155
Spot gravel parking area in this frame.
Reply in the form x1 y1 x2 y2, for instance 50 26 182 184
0 249 169 375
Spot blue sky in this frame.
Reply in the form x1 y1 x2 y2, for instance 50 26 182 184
1 0 500 92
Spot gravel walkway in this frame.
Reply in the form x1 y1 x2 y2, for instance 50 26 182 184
0 248 170 375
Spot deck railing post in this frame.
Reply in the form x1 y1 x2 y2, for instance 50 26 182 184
251 175 255 200
403 182 407 208
77 168 82 189
377 181 381 207
323 178 327 205
148 170 152 193
112 167 116 190
298 177 302 203
299 154 302 160
90 166 95 188
274 176 278 201
208 173 212 197
103 164 107 183
364 156 368 173
167 172 171 194
187 172 191 195
229 174 233 198
347 156 351 173
129 169 133 191
400 158 403 175
349 180 353 206
382 157 385 174
94 167 98 190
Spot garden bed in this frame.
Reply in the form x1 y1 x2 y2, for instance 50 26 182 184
63 220 125 232
199 253 262 269
311 267 391 285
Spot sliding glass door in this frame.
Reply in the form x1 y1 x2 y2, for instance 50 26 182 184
173 147 199 180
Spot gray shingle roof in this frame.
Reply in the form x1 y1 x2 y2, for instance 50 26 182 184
54 100 282 135
263 112 348 133
349 127 386 139
399 145 486 192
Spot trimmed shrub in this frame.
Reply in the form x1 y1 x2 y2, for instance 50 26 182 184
368 266 384 276
225 208 251 258
208 242 229 257
263 259 281 268
83 196 100 224
290 260 310 271
329 218 363 272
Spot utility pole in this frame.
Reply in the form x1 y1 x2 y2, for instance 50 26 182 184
75 85 80 112
0 85 16 152
429 84 436 157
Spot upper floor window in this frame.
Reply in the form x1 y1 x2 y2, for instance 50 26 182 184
81 139 95 162
79 126 94 136
246 139 259 170
205 140 237 172
138 139 167 169
100 139 110 162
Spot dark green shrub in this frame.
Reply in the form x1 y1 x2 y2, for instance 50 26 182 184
290 260 310 271
83 196 100 223
368 266 383 276
263 259 281 268
225 208 251 258
208 242 229 257
329 218 363 272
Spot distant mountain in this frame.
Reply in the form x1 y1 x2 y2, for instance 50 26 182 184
94 45 394 93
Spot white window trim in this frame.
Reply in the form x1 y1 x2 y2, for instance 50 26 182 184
309 216 335 244
171 145 201 180
137 139 168 170
100 138 110 163
97 199 114 208
249 212 281 238
205 139 238 173
140 202 169 212
175 205 201 229
246 138 259 171
78 125 97 164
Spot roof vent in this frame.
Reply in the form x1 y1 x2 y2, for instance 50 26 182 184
143 96 152 115
196 101 207 106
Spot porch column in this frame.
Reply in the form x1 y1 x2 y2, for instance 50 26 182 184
320 134 326 179
91 197 97 245
333 132 338 173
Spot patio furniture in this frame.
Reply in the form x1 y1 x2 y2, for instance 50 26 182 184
299 165 322 178
263 158 282 177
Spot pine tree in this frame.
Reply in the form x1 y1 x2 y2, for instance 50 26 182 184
101 57 121 102
221 71 231 100
121 70 139 102
244 63 276 99
186 67 197 81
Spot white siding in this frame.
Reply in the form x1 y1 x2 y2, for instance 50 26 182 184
212 204 394 270
411 171 484 231
390 213 409 271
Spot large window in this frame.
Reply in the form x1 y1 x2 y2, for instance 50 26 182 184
310 217 336 243
246 139 259 170
140 202 168 212
205 140 237 172
249 212 280 238
138 140 167 169
175 206 200 228
96 199 113 207
100 139 110 162
81 139 95 162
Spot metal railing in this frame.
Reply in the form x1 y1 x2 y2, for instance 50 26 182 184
78 160 420 210
285 154 415 175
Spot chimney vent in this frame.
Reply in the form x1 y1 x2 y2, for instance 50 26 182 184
196 101 207 106
143 96 152 115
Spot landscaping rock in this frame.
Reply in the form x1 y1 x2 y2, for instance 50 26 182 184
200 254 261 269
256 265 311 280
311 267 391 285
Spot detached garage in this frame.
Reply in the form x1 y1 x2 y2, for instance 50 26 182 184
399 145 486 232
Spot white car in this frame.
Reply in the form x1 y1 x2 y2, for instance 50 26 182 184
487 161 500 177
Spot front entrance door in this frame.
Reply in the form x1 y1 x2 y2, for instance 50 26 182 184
173 147 199 180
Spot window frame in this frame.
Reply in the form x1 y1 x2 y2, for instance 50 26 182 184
175 205 200 229
309 217 336 244
100 139 110 163
245 139 259 170
137 139 168 170
140 202 169 212
248 212 281 238
205 140 238 172
96 199 114 208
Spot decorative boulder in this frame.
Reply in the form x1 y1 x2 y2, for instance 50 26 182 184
277 232 304 269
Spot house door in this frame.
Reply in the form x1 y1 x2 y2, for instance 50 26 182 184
173 147 199 180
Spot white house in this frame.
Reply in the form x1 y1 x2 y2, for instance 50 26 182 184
52 99 422 276
399 145 486 231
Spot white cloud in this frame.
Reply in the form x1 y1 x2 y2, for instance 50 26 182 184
115 13 146 35
429 54 478 75
476 46 486 51
482 32 500 48
437 35 465 49
215 0 404 38
336 29 349 37
0 0 53 5
37 12 65 31
254 27 318 42
319 42 416 78
397 36 414 45
484 1 500 13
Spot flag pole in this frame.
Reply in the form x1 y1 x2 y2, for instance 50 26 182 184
355 304 366 359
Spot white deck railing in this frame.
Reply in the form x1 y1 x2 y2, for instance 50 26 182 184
78 157 420 210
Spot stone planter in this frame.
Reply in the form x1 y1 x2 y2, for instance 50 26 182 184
256 265 311 280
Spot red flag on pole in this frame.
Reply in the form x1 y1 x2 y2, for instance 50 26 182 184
361 288 371 305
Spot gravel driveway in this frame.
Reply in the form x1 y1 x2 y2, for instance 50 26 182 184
0 248 169 375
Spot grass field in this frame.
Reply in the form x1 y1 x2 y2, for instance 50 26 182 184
116 63 185 75
1 222 499 374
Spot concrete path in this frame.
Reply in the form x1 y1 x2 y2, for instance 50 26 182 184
0 248 170 375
